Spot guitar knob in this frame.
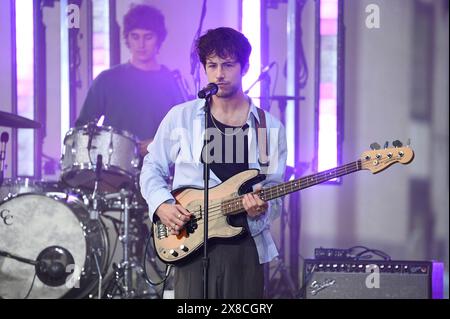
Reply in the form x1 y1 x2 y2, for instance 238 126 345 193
169 249 178 257
180 245 189 252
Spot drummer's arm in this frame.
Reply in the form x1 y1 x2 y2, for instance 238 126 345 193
76 73 107 126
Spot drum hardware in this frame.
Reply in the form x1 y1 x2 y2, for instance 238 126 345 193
0 249 39 267
104 189 133 298
99 188 156 299
89 154 103 220
84 154 105 297
0 131 9 187
91 248 104 299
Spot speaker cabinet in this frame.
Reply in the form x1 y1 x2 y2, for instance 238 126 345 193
303 259 444 299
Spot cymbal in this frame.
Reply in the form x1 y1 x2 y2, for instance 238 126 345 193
0 110 41 129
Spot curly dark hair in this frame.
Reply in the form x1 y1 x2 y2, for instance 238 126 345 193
123 4 167 46
196 27 252 70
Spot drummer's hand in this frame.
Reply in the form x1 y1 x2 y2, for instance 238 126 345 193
138 138 153 156
156 203 192 235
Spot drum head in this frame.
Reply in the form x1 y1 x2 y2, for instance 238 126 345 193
0 194 88 299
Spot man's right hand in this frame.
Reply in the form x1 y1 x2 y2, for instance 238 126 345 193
155 203 192 235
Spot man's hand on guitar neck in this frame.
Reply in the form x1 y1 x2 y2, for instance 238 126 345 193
243 184 268 218
155 203 192 235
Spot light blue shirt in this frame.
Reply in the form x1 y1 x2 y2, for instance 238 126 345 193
139 98 287 264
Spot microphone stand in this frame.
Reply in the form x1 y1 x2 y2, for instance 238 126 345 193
0 250 38 266
0 131 9 187
201 95 212 299
244 62 275 95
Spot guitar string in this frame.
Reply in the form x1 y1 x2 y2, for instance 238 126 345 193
181 161 363 224
166 155 401 229
162 155 402 238
175 157 390 230
182 163 360 224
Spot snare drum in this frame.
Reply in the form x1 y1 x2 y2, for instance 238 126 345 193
60 125 140 193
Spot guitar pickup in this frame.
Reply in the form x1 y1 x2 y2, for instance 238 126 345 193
156 221 169 239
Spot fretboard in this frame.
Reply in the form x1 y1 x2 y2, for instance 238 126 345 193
221 160 362 215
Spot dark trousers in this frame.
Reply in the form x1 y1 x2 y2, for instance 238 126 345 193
174 233 264 299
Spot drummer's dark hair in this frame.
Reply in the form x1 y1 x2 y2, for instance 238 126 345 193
196 27 252 71
123 4 167 46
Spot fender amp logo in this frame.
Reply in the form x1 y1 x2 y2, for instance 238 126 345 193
310 278 336 295
1 209 13 225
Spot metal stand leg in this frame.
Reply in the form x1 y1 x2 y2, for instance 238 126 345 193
266 201 299 298
102 189 156 299
121 194 132 296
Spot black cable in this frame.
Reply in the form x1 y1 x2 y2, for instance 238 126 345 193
297 0 309 89
298 264 316 299
105 218 120 274
268 62 279 111
23 272 37 299
142 227 171 287
347 245 391 261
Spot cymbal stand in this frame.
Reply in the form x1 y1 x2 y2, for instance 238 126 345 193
122 192 132 296
103 189 151 299
86 155 105 299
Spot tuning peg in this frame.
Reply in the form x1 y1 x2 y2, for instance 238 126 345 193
370 142 381 150
383 141 389 149
407 138 411 146
392 140 403 148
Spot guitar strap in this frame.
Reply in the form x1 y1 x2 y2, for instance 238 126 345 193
254 107 270 169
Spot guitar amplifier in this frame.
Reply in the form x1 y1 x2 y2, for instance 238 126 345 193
303 259 444 299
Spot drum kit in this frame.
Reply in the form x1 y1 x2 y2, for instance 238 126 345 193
0 111 168 299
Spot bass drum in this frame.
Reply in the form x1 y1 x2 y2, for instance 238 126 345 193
0 192 110 299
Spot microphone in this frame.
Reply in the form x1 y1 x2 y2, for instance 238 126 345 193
198 83 219 99
85 121 98 152
0 132 8 162
1 132 9 143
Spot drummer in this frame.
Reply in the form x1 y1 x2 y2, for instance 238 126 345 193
76 4 185 156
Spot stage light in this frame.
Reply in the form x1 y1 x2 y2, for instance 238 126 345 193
241 0 261 99
316 0 342 181
15 0 35 176
92 0 110 79
60 0 70 147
